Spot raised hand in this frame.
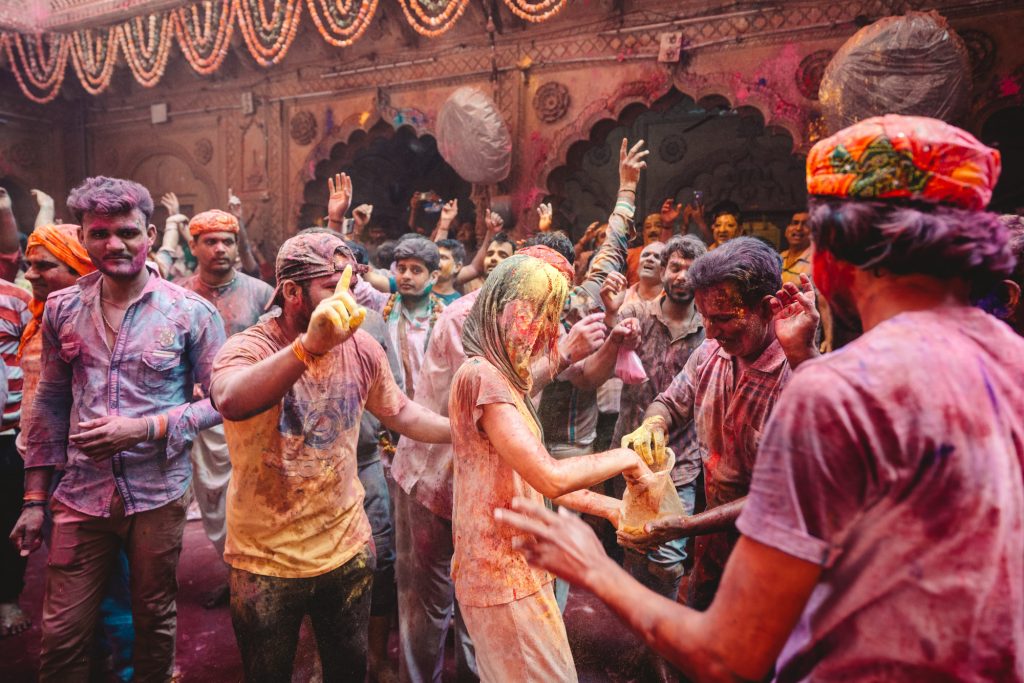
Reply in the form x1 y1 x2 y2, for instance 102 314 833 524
619 138 649 188
660 198 682 225
600 271 628 318
770 273 820 366
327 173 353 224
439 199 458 224
31 189 54 209
559 312 607 364
227 188 242 219
301 265 366 355
485 209 503 234
0 188 11 212
353 204 373 230
160 192 180 216
537 203 553 232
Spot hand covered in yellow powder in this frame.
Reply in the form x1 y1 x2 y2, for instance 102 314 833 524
621 415 668 468
301 265 366 355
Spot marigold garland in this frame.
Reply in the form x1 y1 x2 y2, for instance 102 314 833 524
69 26 120 95
5 32 69 104
2 0 570 100
236 0 303 67
173 0 237 75
305 0 378 47
396 0 469 38
119 12 174 87
502 0 567 23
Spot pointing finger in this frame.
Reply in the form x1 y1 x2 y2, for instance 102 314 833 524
336 265 352 295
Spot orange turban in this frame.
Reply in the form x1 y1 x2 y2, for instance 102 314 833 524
26 223 94 277
20 223 95 359
807 115 1001 210
189 209 239 237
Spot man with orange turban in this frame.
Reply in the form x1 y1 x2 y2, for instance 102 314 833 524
178 208 273 607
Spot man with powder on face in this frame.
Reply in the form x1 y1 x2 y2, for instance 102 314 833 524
178 208 274 608
499 115 1024 683
210 232 452 682
12 176 226 682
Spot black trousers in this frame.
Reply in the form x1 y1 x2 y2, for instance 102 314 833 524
0 434 27 603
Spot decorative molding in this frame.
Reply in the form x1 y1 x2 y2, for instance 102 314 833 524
289 110 318 145
194 137 214 165
533 81 570 123
795 49 832 101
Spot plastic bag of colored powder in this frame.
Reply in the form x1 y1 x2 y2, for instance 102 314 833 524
614 346 648 384
619 448 686 534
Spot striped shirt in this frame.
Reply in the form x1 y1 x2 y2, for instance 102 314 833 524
0 279 31 433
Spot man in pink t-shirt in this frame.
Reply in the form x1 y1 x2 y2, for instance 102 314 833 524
497 116 1024 682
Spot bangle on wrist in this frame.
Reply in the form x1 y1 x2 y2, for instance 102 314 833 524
292 336 324 368
22 500 47 509
23 490 48 502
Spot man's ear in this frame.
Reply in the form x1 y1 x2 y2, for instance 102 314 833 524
147 223 158 247
429 270 441 285
1004 279 1021 314
281 280 302 305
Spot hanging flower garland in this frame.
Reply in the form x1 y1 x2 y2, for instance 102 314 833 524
69 26 120 95
236 0 303 67
305 0 378 47
119 13 174 87
173 0 237 75
4 32 69 103
396 0 469 38
502 0 567 23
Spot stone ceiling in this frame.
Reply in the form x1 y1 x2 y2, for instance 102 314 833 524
0 0 186 32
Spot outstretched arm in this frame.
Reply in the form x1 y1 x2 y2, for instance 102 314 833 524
32 189 56 228
496 498 820 682
227 189 259 276
378 400 451 444
455 210 501 285
0 187 22 255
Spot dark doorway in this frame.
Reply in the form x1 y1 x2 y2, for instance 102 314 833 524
981 105 1024 214
299 121 472 236
545 88 807 248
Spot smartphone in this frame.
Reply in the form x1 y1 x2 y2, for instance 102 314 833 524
693 190 704 204
341 217 355 235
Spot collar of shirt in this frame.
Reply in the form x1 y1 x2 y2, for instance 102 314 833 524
647 296 704 341
77 262 164 307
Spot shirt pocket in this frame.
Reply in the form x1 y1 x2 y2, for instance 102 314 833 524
140 348 183 391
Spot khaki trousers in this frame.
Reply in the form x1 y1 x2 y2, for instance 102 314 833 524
40 491 189 683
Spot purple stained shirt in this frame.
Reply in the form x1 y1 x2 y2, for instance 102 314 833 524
738 307 1024 682
178 270 275 336
25 267 227 517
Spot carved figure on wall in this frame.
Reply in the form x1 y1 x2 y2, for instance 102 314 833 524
7 142 38 169
240 119 268 191
534 81 570 123
958 29 996 81
289 110 318 145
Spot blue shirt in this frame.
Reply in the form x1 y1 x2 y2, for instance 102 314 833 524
25 267 226 516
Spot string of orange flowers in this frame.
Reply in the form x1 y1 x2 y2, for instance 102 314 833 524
236 0 303 67
2 0 570 101
4 32 70 103
69 26 120 95
119 13 174 87
396 0 469 38
305 0 378 47
173 0 238 75
502 0 567 23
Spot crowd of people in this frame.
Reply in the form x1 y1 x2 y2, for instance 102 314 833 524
0 113 1021 683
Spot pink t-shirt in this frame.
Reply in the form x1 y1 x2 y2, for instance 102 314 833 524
449 357 551 607
738 307 1024 682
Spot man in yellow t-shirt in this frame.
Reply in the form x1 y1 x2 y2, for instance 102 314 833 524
210 231 451 682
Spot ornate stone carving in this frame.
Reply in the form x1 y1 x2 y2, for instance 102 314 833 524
959 29 996 80
7 142 37 169
658 134 687 164
795 49 833 101
289 110 318 145
533 82 570 123
193 137 213 165
585 143 611 167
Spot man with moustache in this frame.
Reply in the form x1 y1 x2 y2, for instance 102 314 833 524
779 211 813 285
431 238 465 305
178 209 274 607
625 214 668 285
12 176 225 681
620 240 666 306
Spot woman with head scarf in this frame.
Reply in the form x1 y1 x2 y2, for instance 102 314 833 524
448 248 649 681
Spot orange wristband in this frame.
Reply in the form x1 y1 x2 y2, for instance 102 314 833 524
291 336 323 367
23 490 48 502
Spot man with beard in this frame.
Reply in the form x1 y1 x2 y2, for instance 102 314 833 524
13 176 226 681
431 238 465 305
178 209 274 607
498 115 1023 683
210 232 451 682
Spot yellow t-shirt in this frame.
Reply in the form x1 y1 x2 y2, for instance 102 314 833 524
211 316 408 578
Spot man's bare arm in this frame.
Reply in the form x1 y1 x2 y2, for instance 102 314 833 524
378 400 451 444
